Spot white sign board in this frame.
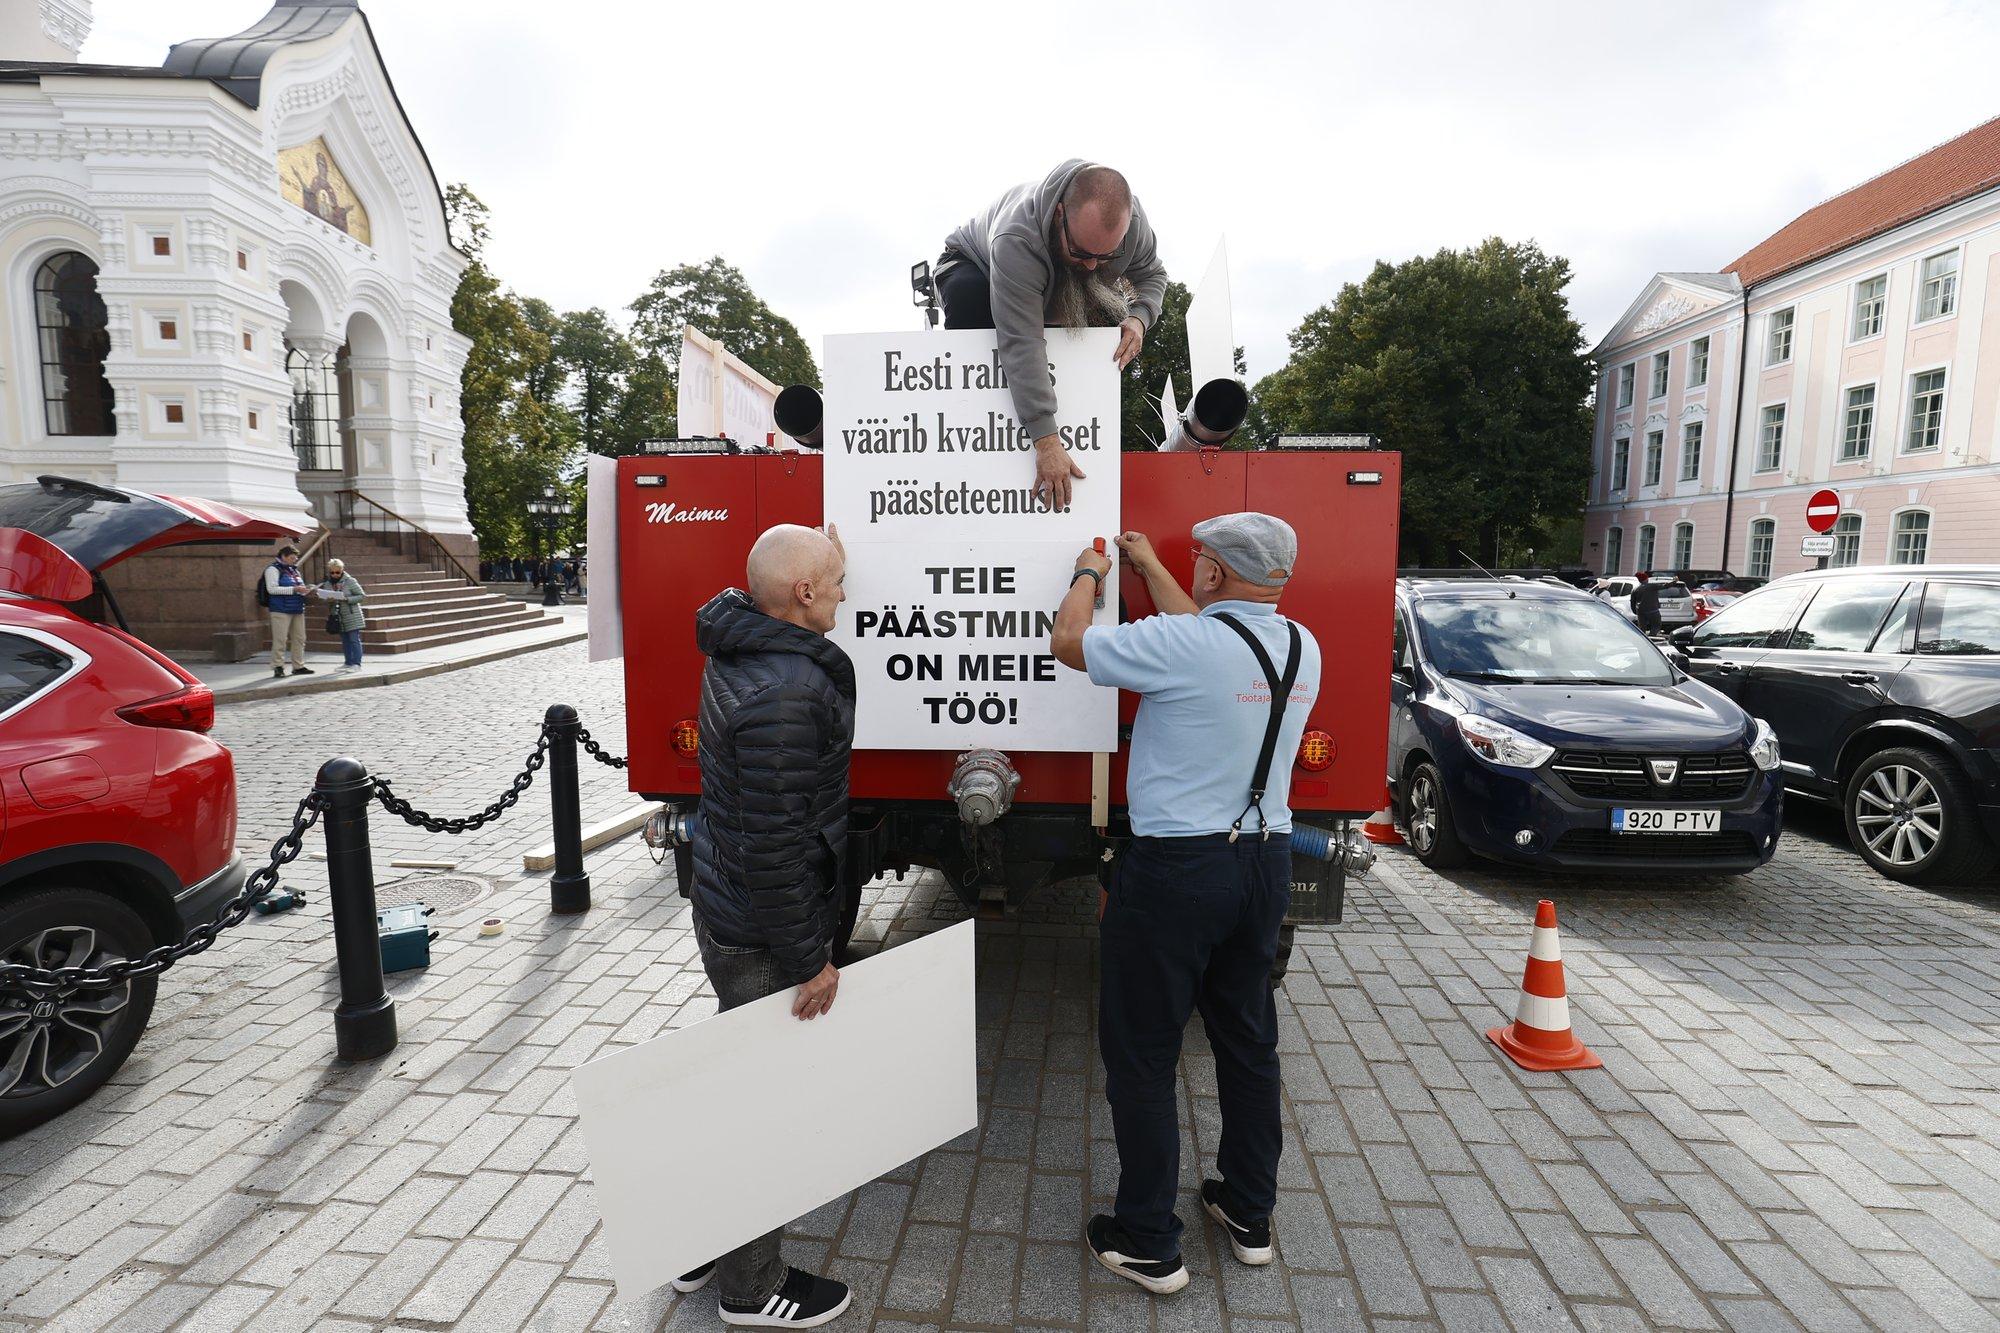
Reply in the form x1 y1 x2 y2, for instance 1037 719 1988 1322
822 328 1120 751
585 453 621 661
679 325 785 446
572 920 979 1302
1801 535 1836 557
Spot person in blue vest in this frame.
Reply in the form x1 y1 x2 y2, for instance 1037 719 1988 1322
1052 513 1323 1295
264 545 312 678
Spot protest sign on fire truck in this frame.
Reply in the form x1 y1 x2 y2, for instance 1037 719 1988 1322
822 328 1121 751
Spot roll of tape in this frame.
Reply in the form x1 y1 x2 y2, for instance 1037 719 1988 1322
479 917 504 937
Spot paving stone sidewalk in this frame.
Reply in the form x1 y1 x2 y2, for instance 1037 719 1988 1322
3 644 1998 1330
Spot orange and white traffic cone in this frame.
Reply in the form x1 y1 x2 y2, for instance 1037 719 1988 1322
1361 785 1403 846
1487 899 1601 1072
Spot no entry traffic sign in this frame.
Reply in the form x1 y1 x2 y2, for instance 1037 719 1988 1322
1805 489 1841 533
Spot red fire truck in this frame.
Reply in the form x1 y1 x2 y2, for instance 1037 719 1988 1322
613 442 1399 977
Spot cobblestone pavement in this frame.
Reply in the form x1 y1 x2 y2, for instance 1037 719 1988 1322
3 642 1998 1330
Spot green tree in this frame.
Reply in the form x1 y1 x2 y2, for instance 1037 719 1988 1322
554 307 636 456
446 184 575 556
1119 280 1247 450
629 255 820 399
1253 238 1594 566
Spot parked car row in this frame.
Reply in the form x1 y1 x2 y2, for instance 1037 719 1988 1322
1391 565 1999 886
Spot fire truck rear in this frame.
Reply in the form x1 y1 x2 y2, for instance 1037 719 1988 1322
612 439 1400 979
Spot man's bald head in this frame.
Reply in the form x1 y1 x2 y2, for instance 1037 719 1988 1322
747 524 846 634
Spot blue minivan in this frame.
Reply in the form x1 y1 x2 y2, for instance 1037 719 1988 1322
1389 578 1784 873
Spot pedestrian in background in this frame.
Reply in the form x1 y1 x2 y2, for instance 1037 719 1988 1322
1051 513 1322 1295
264 543 311 678
1631 570 1663 636
319 558 367 671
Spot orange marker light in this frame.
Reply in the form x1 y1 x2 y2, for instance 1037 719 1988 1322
671 718 701 757
1297 730 1334 772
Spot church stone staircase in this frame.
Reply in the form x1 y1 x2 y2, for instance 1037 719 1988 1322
305 528 556 655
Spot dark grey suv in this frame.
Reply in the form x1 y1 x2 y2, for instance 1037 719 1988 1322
1674 566 2000 883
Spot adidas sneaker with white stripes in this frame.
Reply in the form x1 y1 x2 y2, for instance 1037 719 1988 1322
717 1266 851 1327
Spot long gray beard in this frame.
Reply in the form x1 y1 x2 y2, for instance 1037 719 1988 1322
1050 261 1130 331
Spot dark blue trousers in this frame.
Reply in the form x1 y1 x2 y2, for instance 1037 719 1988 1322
1098 833 1290 1256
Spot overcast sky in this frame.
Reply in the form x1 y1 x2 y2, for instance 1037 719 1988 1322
88 0 2000 381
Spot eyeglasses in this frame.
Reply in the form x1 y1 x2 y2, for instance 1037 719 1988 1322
1191 546 1213 566
1058 204 1123 265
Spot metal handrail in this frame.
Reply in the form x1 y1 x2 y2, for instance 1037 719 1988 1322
318 489 479 586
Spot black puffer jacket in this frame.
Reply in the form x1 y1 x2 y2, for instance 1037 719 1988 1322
691 589 856 983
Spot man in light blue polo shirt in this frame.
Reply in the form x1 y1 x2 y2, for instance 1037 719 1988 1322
1051 512 1321 1294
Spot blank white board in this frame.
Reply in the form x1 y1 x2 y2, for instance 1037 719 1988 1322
571 919 979 1300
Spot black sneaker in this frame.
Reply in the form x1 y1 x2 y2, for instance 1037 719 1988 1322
290 666 315 675
1086 1214 1188 1294
1201 1179 1274 1265
718 1266 851 1327
671 1260 715 1293
272 667 285 678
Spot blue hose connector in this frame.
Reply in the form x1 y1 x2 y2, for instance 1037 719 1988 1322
1290 824 1334 862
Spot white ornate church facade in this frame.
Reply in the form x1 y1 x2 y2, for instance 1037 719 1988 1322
0 0 473 655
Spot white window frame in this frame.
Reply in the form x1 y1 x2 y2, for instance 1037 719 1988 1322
1671 522 1694 570
1649 351 1669 400
1756 403 1786 473
1747 517 1776 580
1603 525 1623 575
1849 272 1888 343
1611 436 1630 492
1642 429 1664 488
1888 507 1932 565
1616 364 1635 409
1839 382 1876 463
1688 335 1709 388
1902 365 1948 454
1679 420 1702 482
1830 512 1863 569
1765 307 1795 366
1635 524 1657 573
1915 246 1961 324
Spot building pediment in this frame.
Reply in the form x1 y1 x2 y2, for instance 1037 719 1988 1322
1594 272 1740 358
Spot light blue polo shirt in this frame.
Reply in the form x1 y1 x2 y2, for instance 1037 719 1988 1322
1083 601 1322 838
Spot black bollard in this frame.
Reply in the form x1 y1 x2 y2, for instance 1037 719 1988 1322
317 756 397 1060
545 704 592 914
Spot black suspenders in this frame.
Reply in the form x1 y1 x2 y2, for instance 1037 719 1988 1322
1213 614 1303 842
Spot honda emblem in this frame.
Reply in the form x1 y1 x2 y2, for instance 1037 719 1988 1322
1647 758 1680 786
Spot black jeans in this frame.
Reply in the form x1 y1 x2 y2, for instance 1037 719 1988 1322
692 915 790 1304
936 251 994 330
1098 833 1291 1256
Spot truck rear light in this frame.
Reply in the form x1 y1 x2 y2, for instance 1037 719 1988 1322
1297 730 1334 772
671 718 700 756
118 683 215 733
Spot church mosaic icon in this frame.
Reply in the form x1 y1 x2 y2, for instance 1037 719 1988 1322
279 136 372 244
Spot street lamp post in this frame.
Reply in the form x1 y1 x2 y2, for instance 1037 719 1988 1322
526 483 573 608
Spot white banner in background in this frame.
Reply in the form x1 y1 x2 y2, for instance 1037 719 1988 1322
584 453 620 661
678 324 783 445
822 328 1121 751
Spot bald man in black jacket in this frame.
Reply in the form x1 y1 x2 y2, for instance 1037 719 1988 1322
679 523 858 1328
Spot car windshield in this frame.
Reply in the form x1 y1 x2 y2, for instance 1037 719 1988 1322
1413 595 1674 685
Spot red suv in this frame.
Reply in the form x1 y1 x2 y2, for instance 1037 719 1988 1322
0 476 299 1135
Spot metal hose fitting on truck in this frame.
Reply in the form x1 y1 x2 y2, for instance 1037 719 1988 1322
1160 378 1249 451
774 385 824 448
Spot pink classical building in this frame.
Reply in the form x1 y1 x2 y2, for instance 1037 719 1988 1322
1585 116 2000 581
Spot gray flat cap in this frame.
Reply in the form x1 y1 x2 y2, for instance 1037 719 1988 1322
1193 511 1297 586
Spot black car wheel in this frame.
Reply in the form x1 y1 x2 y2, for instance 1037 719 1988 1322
1844 746 1998 885
1404 762 1470 869
0 888 157 1139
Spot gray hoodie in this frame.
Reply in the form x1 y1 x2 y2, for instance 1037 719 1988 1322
944 159 1169 441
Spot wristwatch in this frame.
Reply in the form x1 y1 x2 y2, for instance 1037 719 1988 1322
1070 568 1105 590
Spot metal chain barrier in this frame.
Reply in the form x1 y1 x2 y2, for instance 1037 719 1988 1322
577 724 628 770
0 792 324 997
370 727 551 833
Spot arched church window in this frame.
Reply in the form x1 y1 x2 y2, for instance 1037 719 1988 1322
34 252 117 437
286 344 344 471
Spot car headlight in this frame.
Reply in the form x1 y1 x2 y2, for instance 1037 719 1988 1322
1749 718 1780 771
1457 714 1556 769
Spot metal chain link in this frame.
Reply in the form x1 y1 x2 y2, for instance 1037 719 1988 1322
0 793 324 998
370 728 550 833
577 724 628 770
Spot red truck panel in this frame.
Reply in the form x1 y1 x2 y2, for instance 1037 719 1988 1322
618 449 1400 816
